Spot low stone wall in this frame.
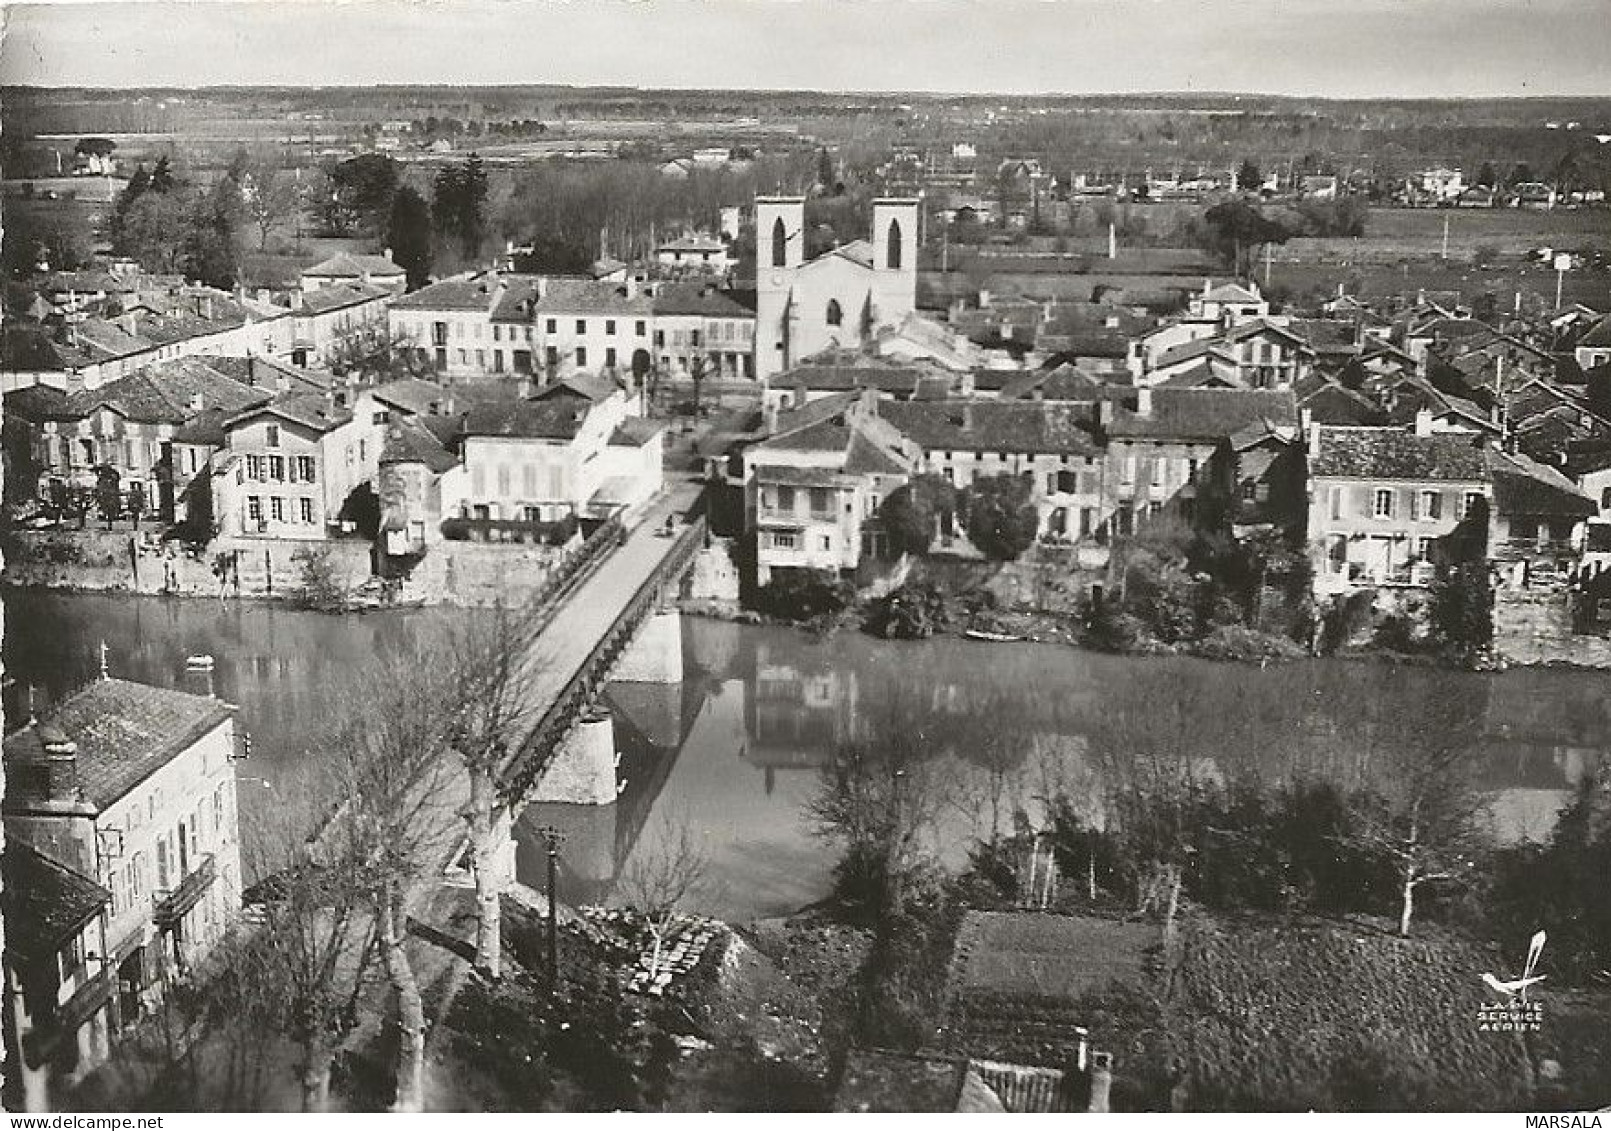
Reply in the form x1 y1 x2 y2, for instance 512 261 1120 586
408 539 570 607
686 538 740 602
1494 587 1611 668
2 528 369 600
2 527 571 608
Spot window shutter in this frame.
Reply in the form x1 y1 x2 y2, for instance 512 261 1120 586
1409 490 1418 520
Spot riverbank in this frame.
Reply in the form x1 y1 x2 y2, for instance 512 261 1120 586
1 526 578 608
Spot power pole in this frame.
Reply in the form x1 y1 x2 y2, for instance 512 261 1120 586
1441 213 1450 260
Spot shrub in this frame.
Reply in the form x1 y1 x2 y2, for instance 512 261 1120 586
878 474 957 558
960 473 1039 561
291 544 346 611
753 569 854 626
864 577 950 639
1429 561 1493 658
1192 625 1304 663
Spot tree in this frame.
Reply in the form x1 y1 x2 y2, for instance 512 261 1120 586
809 696 951 919
877 474 957 558
324 643 464 1112
328 153 399 235
1198 200 1292 278
241 158 299 251
291 544 347 611
864 577 950 639
1344 685 1492 937
1429 560 1494 659
434 607 546 981
95 465 121 528
1508 162 1534 188
148 155 176 194
432 154 490 267
816 146 835 191
1476 161 1497 189
386 185 433 290
127 480 146 528
1237 159 1262 193
962 473 1039 560
615 813 710 985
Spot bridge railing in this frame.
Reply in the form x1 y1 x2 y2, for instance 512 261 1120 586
500 513 708 804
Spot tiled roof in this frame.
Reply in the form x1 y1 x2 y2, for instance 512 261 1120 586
609 417 663 447
784 364 927 394
2 383 69 423
3 677 233 813
463 399 593 441
489 274 542 321
1107 388 1298 442
56 358 265 424
533 277 654 316
390 276 499 312
1309 426 1489 481
1154 337 1233 370
1488 448 1597 518
1285 318 1359 352
650 283 755 318
1578 314 1611 349
1203 282 1262 304
751 463 856 487
880 400 1101 456
658 234 726 253
844 432 910 475
2 842 110 960
205 354 335 394
372 378 451 417
379 417 458 472
762 419 852 453
226 392 351 434
1296 379 1386 426
296 282 390 316
302 252 403 279
532 371 618 404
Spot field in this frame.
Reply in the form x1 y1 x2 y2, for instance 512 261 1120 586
1172 916 1540 1112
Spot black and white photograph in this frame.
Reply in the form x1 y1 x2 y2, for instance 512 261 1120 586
0 0 1608 1116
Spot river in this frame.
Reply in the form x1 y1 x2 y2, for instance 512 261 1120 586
5 591 1607 921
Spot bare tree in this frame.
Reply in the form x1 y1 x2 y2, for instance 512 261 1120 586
435 606 550 981
325 640 464 1113
809 687 954 916
233 771 378 1112
614 813 711 984
242 158 299 252
1344 683 1493 937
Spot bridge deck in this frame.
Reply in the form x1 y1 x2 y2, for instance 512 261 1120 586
505 480 705 753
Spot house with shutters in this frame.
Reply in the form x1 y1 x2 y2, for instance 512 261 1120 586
1101 386 1301 543
32 357 268 526
216 392 358 538
742 391 918 585
455 373 662 534
1305 423 1492 593
2 675 242 1111
877 398 1107 545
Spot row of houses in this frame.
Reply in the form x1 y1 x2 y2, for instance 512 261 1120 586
7 356 665 560
3 253 406 395
730 353 1602 600
387 273 758 384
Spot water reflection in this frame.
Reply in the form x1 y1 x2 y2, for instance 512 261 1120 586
6 593 1606 921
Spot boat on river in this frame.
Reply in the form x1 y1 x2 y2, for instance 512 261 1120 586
963 629 1023 643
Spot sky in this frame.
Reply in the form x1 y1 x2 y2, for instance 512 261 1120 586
2 0 1609 98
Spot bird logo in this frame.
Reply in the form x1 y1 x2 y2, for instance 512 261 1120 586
1482 930 1547 1001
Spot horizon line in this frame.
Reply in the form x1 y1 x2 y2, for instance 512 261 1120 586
7 82 1611 103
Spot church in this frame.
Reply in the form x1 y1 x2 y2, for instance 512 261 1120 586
754 194 920 381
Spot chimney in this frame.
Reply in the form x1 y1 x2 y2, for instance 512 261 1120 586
19 724 83 805
1086 1051 1113 1114
189 392 204 414
1414 407 1435 436
963 402 975 431
979 288 992 309
1136 386 1153 416
121 311 138 337
1308 419 1324 458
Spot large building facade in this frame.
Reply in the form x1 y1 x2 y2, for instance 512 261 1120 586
754 196 920 381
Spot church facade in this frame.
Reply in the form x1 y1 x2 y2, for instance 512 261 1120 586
754 195 920 381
